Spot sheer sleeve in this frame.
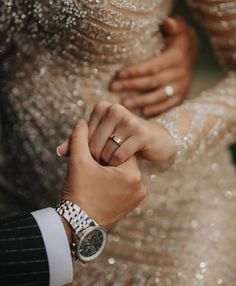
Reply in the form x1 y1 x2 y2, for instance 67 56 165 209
156 0 236 168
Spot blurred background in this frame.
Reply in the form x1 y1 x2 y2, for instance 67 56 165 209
173 0 236 163
1 1 235 163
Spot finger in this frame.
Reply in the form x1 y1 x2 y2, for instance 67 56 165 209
110 74 160 92
122 80 183 109
162 17 187 36
57 102 111 157
57 139 69 157
116 47 183 80
88 101 111 141
109 135 143 167
100 126 131 165
90 105 126 162
69 119 93 164
142 96 182 118
120 65 185 96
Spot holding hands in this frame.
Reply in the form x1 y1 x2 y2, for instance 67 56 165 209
57 100 177 233
58 118 147 230
57 16 195 224
59 102 176 168
88 102 176 166
110 17 198 117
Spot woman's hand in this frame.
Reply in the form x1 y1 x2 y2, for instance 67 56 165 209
88 102 176 166
110 17 198 118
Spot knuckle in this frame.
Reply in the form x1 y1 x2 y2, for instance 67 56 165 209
108 104 126 119
138 185 147 200
128 171 142 188
122 115 137 128
136 123 148 137
94 101 110 114
70 131 78 143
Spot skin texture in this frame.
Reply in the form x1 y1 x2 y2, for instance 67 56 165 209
88 102 176 166
59 103 176 168
59 119 147 232
110 17 198 117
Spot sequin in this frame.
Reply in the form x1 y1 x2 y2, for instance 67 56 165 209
1 0 236 285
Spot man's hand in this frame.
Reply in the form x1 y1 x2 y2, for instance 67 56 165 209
58 119 147 230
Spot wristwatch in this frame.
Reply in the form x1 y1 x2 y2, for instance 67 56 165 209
55 200 107 263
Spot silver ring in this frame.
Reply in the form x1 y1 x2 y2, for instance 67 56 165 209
164 85 175 97
109 134 122 146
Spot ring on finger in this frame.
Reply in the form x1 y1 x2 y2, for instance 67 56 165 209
164 85 175 97
109 134 123 147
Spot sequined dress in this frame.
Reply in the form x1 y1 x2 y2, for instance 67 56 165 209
1 1 236 285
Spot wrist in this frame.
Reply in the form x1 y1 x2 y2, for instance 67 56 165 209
56 200 108 263
146 121 177 163
61 216 73 246
157 123 177 160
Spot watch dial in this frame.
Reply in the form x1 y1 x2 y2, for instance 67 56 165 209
79 229 104 258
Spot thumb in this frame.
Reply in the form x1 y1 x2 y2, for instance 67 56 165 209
63 119 94 163
56 139 69 157
162 17 187 36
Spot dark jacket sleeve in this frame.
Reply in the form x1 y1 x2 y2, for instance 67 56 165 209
0 214 49 286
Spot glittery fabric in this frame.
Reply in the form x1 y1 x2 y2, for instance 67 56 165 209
1 1 236 285
0 0 170 212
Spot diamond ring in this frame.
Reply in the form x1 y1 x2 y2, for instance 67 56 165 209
109 134 122 146
164 85 175 97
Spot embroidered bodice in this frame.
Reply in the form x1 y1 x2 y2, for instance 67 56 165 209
0 0 173 209
1 1 236 285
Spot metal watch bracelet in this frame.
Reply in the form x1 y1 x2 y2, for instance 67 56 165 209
55 200 98 232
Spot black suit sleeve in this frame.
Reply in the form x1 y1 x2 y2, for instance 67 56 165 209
0 214 50 286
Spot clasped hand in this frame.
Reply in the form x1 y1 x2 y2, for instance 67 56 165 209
110 17 198 117
59 102 176 168
58 102 176 230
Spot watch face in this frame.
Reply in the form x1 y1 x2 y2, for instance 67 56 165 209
77 226 107 262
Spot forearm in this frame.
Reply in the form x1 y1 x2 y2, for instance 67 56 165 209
61 217 73 245
155 72 236 168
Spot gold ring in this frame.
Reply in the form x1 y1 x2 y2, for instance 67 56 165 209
109 134 122 146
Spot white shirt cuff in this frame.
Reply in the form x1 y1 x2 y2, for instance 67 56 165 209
31 208 73 286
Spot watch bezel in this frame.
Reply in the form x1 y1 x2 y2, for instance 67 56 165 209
76 226 107 263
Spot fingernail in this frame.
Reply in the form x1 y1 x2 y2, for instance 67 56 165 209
118 71 129 79
123 99 134 108
111 82 123 91
56 146 62 157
